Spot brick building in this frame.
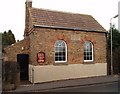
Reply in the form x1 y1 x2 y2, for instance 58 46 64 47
3 0 107 83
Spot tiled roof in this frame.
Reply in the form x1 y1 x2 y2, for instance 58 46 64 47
29 8 106 32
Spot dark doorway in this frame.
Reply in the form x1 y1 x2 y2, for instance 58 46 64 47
17 54 29 80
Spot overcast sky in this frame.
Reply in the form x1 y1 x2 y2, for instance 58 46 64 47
0 0 119 40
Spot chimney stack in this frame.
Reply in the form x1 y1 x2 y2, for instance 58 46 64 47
24 0 32 37
26 0 32 8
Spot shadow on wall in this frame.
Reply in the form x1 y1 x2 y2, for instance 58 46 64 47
2 61 20 91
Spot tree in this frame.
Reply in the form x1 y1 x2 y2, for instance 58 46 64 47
108 26 120 74
7 30 16 45
2 30 16 49
2 31 8 49
108 27 120 50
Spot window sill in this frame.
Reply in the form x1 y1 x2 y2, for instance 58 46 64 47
84 60 94 64
54 62 68 65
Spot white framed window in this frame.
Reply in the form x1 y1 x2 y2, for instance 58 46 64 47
84 41 94 62
54 40 67 63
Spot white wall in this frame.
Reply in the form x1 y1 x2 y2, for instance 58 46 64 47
29 63 107 83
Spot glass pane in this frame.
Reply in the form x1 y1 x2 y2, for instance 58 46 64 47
86 56 89 60
59 47 64 52
55 57 59 61
63 52 65 55
90 55 92 60
59 52 63 56
55 42 60 47
63 56 65 61
90 52 92 55
84 45 87 51
90 44 92 51
59 57 62 61
55 52 59 56
87 52 89 56
84 56 86 60
61 41 65 47
89 52 91 55
55 47 59 52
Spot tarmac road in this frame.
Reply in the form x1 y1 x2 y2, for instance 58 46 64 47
4 75 118 93
42 82 118 92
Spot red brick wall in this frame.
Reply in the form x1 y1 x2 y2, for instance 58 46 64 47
3 28 106 65
3 38 30 62
29 28 107 65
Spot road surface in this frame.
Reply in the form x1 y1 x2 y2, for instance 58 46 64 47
41 82 118 92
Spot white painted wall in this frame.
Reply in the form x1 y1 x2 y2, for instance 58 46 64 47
29 63 107 83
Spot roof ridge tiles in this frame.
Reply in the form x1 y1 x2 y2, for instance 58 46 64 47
30 7 91 17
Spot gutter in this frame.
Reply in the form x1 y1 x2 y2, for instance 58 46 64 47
33 24 106 33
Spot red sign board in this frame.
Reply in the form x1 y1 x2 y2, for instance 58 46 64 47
37 52 45 63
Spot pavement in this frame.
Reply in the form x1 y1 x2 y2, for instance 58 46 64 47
5 75 119 92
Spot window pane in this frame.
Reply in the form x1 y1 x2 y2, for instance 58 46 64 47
86 56 89 60
63 52 65 55
55 57 59 61
86 52 89 56
55 52 59 56
63 56 65 60
59 57 62 61
55 47 59 52
90 52 92 55
90 55 92 60
84 56 86 60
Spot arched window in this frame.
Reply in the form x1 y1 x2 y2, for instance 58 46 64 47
54 40 67 63
84 41 94 62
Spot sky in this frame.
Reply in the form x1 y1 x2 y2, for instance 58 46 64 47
0 0 119 40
